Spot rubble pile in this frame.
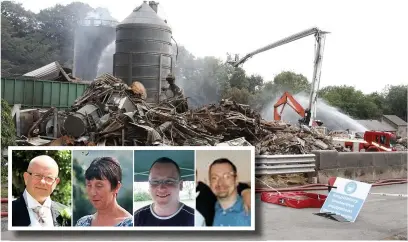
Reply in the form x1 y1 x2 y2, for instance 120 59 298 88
396 137 407 151
16 74 345 155
256 174 309 188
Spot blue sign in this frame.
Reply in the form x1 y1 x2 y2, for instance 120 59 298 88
320 177 372 222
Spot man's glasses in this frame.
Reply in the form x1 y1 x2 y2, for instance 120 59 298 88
210 172 236 183
149 179 179 187
27 172 57 185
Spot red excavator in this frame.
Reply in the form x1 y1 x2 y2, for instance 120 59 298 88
273 91 324 127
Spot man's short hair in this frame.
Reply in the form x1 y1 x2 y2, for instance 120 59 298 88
209 158 237 174
85 157 122 190
149 157 181 178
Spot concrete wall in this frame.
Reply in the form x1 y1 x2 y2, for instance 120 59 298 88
312 150 407 184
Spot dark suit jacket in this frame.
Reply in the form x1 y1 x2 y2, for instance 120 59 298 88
12 194 70 227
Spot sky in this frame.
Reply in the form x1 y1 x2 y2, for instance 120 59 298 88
11 0 408 94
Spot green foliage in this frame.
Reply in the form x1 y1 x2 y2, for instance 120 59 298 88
11 150 72 206
1 99 16 148
384 85 407 121
247 74 264 93
319 85 386 119
134 191 152 202
222 87 252 104
229 67 249 90
273 71 310 94
1 1 98 76
1 99 16 187
1 188 7 198
72 158 93 225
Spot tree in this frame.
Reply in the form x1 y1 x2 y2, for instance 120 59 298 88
273 71 310 94
319 85 382 119
367 91 389 116
36 2 93 67
222 87 252 104
384 85 408 121
173 46 231 107
72 157 93 224
1 1 102 76
1 99 16 186
229 67 249 90
247 74 264 93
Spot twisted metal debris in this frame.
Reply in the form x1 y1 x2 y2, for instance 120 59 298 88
16 74 345 155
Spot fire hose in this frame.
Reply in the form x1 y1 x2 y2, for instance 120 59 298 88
1 179 406 218
255 178 408 195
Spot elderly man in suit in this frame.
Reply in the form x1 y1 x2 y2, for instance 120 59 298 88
12 155 71 227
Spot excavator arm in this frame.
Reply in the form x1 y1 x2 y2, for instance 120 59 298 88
273 92 305 121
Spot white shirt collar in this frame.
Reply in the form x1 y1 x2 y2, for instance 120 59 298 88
24 189 52 209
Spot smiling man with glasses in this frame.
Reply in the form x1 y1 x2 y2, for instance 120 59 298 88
12 155 71 227
133 157 195 226
209 158 251 227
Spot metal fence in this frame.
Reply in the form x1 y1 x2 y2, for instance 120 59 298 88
255 154 316 175
1 78 89 109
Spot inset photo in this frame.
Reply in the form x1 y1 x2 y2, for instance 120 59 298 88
11 149 72 227
72 150 133 227
195 149 253 227
133 150 195 227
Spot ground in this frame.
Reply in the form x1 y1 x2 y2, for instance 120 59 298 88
1 184 406 240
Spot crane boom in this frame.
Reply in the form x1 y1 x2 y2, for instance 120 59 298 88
230 27 329 127
308 31 326 126
232 27 328 67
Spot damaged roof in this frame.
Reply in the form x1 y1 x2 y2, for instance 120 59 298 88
23 61 71 81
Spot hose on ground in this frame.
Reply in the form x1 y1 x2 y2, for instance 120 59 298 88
255 178 408 193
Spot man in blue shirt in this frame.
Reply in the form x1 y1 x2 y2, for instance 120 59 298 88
208 158 251 227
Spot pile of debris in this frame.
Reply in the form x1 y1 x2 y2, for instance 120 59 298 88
256 174 309 188
16 74 346 155
396 137 407 151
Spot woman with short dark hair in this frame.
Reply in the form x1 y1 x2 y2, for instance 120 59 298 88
75 157 133 227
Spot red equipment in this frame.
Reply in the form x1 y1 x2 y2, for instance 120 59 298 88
273 91 323 127
332 131 397 152
362 131 397 151
261 191 327 209
257 176 328 209
274 92 305 121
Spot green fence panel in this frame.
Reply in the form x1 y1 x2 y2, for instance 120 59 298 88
1 78 89 109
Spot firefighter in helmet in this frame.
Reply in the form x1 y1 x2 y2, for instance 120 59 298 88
162 73 188 112
163 73 184 98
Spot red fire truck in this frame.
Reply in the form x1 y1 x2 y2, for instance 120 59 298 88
332 131 397 152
